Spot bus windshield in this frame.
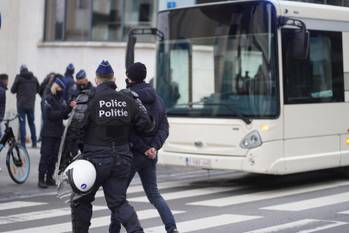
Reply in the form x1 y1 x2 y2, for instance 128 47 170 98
156 1 279 118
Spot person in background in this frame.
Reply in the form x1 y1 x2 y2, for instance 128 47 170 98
38 72 56 142
63 63 76 103
38 75 71 188
11 65 39 148
110 62 178 233
0 74 8 138
39 72 56 99
74 69 95 96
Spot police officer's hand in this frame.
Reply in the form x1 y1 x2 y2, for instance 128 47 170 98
70 100 77 108
145 147 157 160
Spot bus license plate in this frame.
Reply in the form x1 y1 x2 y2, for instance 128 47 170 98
186 157 211 168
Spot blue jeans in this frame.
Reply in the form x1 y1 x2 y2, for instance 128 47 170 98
109 156 177 233
18 108 37 147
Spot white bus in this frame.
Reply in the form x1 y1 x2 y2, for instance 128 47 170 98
126 0 349 175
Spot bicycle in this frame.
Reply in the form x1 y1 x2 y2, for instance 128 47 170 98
0 115 30 184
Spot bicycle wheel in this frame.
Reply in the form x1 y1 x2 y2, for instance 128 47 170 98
6 143 30 184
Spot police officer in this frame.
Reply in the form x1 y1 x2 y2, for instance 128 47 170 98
63 69 96 161
74 69 95 97
39 75 71 188
63 63 76 102
70 60 153 233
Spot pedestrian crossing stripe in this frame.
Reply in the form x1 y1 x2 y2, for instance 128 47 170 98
339 210 349 214
298 221 348 233
95 181 190 198
0 201 45 211
0 180 192 203
188 180 349 207
0 209 185 233
243 219 348 233
244 219 315 233
128 187 235 202
261 192 349 211
0 206 107 225
145 214 262 233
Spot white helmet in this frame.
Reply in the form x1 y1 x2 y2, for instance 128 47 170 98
57 159 96 203
65 159 97 194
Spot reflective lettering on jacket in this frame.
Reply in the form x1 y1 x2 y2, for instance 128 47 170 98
98 99 129 118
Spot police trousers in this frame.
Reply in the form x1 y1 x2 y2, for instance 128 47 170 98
71 154 144 233
39 137 60 179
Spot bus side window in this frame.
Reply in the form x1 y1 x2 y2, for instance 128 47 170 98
282 29 344 104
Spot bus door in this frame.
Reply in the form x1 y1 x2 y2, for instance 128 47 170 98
281 22 344 172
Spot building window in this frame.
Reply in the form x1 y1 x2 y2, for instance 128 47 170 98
91 0 122 41
44 0 155 42
44 0 65 41
66 0 91 41
124 0 154 41
282 30 344 104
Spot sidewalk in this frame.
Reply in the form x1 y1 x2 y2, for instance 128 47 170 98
0 147 54 200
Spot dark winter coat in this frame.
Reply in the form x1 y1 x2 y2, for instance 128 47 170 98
128 82 169 154
0 82 7 121
11 71 39 109
41 92 70 138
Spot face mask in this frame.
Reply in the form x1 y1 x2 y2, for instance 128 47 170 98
56 90 63 97
79 84 86 89
125 79 132 88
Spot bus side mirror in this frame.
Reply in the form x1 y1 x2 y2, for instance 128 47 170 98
279 16 309 60
125 35 136 69
290 28 309 60
125 28 164 69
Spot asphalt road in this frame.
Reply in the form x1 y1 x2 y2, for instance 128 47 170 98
0 148 349 232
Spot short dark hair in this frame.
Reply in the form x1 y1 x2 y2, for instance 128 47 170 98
0 74 8 80
97 73 114 81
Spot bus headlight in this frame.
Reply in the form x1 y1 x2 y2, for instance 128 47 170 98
240 130 262 149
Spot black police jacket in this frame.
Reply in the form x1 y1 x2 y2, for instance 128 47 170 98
41 92 70 138
58 89 93 173
81 81 153 152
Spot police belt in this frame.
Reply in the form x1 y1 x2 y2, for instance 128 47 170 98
83 144 128 155
84 125 129 146
84 139 128 147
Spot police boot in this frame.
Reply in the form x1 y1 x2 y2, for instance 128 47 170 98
170 229 179 233
46 176 56 186
38 174 48 188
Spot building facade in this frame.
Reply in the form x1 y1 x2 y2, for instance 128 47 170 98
0 0 160 131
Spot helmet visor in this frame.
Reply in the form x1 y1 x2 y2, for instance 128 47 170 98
57 172 83 204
